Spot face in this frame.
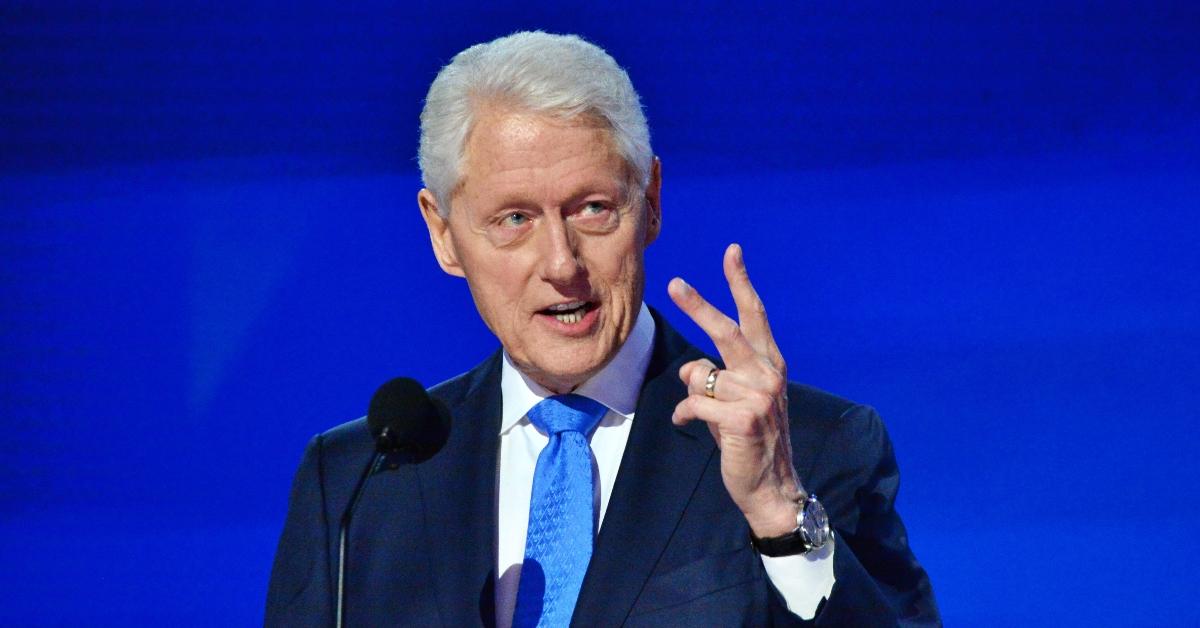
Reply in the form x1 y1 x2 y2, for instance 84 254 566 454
419 105 661 393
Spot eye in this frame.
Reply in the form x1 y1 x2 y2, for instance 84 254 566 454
500 212 530 227
574 200 616 222
570 199 619 233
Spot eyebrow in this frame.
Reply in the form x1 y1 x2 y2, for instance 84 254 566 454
479 175 631 214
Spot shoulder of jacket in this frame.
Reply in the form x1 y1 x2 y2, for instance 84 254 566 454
786 381 886 451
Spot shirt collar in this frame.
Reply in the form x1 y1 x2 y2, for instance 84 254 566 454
500 302 656 435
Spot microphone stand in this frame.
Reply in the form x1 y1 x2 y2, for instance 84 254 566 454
334 382 447 627
335 451 388 628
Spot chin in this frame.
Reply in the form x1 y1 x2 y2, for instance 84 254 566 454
520 349 605 392
511 324 624 391
536 360 598 390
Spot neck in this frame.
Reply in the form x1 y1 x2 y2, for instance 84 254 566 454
525 368 591 396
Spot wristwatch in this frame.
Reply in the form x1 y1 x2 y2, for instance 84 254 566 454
750 494 831 557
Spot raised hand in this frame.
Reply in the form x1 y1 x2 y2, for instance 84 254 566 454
668 243 804 538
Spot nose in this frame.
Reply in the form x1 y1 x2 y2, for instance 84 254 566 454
537 216 583 284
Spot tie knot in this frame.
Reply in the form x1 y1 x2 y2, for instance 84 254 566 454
526 394 607 436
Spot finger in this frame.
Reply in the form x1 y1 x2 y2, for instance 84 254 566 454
672 398 724 446
723 243 780 358
668 277 758 368
671 394 729 426
680 360 757 400
671 394 751 434
678 358 718 394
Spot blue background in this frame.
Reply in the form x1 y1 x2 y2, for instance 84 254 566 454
2 1 1198 625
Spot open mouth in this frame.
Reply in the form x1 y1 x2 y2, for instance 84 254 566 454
539 300 598 325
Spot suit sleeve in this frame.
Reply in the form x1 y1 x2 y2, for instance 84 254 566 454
265 434 334 628
771 404 941 627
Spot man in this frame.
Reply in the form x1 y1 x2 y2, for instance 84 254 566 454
267 31 938 626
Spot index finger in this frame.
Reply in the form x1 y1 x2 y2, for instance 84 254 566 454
723 243 780 358
668 276 758 368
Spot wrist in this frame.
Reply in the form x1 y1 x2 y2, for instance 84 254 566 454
750 493 832 557
745 495 803 538
742 465 807 537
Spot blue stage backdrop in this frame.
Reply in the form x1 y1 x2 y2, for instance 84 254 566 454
2 2 1197 625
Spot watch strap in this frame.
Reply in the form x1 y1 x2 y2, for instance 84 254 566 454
750 525 811 557
749 494 827 557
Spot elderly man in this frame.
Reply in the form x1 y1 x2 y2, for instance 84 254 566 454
267 32 938 626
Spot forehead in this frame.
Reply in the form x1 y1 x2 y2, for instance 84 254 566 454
455 105 629 207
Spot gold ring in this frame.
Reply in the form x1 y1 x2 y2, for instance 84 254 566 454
704 367 720 399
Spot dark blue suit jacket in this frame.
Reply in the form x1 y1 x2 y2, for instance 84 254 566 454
266 311 939 626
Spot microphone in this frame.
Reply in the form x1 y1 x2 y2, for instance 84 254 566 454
337 377 451 628
368 376 452 463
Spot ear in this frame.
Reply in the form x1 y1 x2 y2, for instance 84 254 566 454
418 189 465 278
642 156 663 246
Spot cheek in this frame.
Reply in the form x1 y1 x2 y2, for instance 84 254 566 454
598 242 646 302
459 240 532 302
476 275 523 312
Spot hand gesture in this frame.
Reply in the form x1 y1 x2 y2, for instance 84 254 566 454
668 243 804 538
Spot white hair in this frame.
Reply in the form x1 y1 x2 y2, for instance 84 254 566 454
418 31 652 215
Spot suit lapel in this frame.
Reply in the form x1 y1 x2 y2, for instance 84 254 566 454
379 314 713 626
420 352 504 626
573 313 715 625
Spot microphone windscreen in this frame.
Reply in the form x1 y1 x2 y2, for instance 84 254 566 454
367 377 450 456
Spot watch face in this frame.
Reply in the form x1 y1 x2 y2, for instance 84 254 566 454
803 498 830 548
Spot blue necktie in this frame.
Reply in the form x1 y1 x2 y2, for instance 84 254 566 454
512 394 608 628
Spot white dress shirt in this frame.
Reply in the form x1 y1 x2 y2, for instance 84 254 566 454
495 303 835 625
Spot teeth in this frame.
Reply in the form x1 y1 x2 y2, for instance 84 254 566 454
548 301 586 312
555 311 583 324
